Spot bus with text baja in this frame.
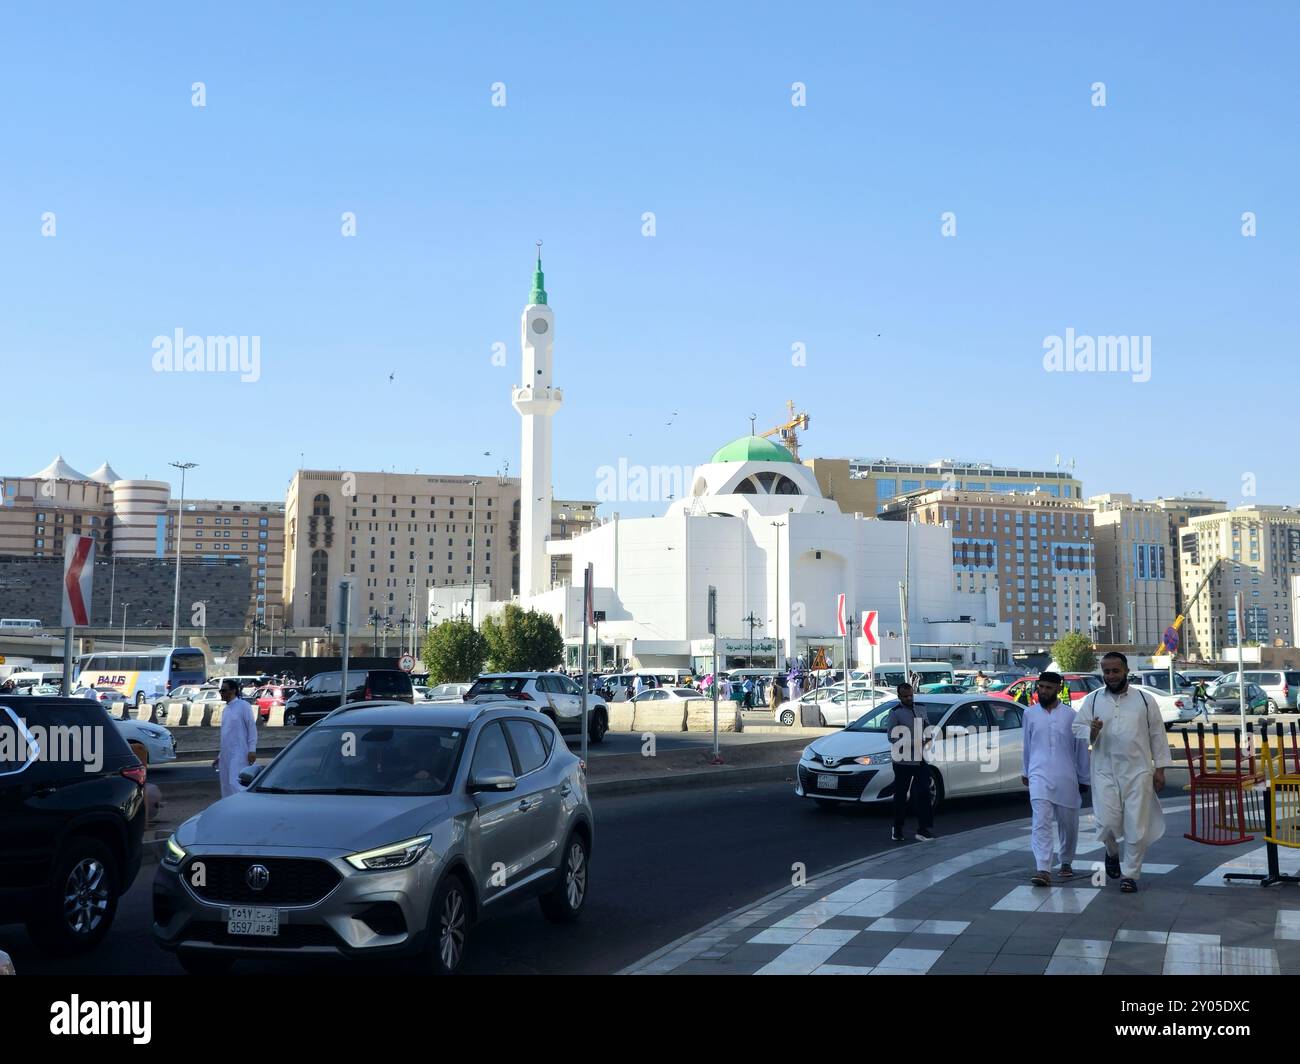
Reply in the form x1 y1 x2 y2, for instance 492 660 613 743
74 647 207 707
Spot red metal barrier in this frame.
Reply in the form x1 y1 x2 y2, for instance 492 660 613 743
1181 722 1260 846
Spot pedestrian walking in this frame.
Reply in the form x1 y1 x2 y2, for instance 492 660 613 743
885 684 936 842
1021 672 1090 886
1071 651 1172 893
1192 679 1209 719
214 678 257 799
742 677 755 709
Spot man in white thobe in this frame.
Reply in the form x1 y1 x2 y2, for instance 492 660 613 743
632 674 645 699
214 678 257 799
1021 672 1090 886
1072 652 1172 893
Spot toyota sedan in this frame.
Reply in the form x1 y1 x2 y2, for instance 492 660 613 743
795 694 1028 811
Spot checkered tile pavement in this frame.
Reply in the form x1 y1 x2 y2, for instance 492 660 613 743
622 800 1300 975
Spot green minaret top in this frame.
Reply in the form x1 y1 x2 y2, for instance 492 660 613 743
529 242 548 305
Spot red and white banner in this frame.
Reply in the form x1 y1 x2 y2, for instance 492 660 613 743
62 534 95 627
861 610 879 646
836 593 846 637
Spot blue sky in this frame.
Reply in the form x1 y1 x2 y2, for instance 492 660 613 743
1 1 1295 513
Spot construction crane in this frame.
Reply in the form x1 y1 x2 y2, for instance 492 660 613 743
1150 561 1220 657
758 400 811 461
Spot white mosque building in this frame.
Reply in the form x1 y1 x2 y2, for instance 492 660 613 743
440 254 1013 673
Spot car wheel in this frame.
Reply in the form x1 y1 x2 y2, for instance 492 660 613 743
424 872 472 974
1268 699 1279 713
150 703 164 725
779 709 796 727
136 690 147 708
177 949 234 975
25 839 119 956
588 709 607 745
285 711 298 727
540 833 589 924
928 769 945 815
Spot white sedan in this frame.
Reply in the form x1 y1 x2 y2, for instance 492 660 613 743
775 684 893 727
114 718 178 766
632 687 705 704
797 694 1028 811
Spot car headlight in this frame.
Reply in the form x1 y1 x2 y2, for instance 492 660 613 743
163 834 187 867
801 745 817 762
853 751 893 766
141 727 165 739
345 835 433 871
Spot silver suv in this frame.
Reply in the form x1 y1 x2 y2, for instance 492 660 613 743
152 701 594 974
464 673 608 743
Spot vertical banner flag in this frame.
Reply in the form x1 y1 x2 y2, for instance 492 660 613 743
62 533 95 627
836 593 846 637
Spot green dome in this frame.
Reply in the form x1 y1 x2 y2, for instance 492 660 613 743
710 436 797 464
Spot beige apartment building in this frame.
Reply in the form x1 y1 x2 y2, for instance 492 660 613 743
880 488 1095 655
1150 496 1226 620
0 456 281 629
284 470 601 633
1087 494 1176 649
806 457 1083 516
1180 506 1300 659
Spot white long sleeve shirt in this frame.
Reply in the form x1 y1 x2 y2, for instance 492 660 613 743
1022 700 1090 808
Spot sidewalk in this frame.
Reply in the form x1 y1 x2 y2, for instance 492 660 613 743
622 798 1300 975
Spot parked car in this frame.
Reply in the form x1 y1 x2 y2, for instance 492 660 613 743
424 682 471 703
73 686 132 718
1119 680 1191 727
153 685 204 725
774 684 892 727
155 687 225 727
282 669 414 726
114 719 178 766
632 687 703 704
1181 669 1225 687
463 673 608 743
796 694 1027 812
152 701 594 974
1130 670 1195 696
1241 671 1300 711
1207 680 1271 716
253 684 295 722
0 697 147 954
1001 674 1103 706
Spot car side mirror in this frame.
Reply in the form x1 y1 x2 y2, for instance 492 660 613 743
468 772 517 794
238 766 262 787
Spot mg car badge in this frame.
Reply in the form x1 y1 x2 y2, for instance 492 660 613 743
246 864 270 892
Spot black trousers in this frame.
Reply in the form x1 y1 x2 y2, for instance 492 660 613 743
892 762 934 831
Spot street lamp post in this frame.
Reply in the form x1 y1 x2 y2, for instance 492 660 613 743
120 603 131 651
771 520 786 668
169 461 197 650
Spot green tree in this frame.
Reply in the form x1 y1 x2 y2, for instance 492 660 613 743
1051 631 1097 673
481 604 565 672
422 619 488 684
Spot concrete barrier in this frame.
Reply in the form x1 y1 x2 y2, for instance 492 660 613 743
632 703 687 733
265 704 286 728
684 700 740 732
607 704 635 732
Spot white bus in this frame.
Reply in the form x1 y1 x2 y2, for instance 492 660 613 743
74 646 208 707
0 618 45 632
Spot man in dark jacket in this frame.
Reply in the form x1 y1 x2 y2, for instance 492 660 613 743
885 684 936 843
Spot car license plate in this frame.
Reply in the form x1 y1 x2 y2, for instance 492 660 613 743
817 773 839 790
227 906 279 936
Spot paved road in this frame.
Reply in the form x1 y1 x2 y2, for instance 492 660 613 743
2 777 1069 976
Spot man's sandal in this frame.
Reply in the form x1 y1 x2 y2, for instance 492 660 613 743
1105 853 1121 879
1120 877 1138 893
1057 863 1074 879
1031 871 1051 887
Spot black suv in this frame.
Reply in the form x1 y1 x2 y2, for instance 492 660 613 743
0 697 147 954
282 669 414 726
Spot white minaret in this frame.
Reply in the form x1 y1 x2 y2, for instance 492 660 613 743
512 243 561 598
